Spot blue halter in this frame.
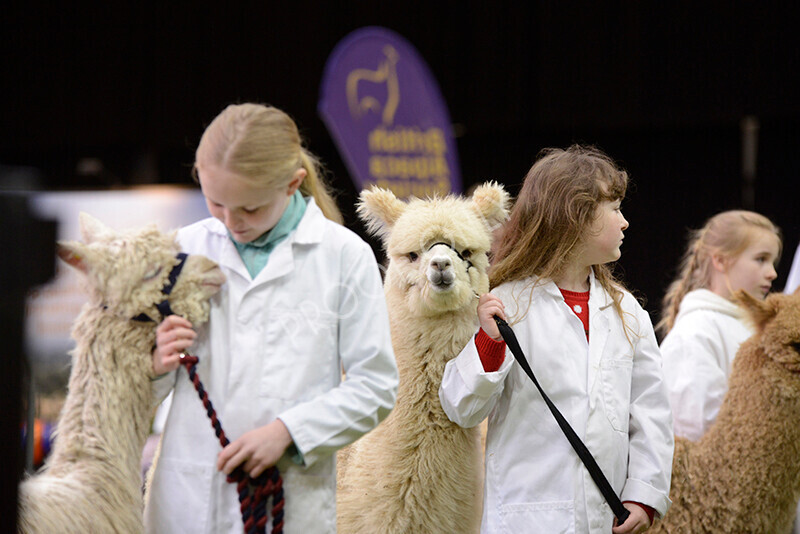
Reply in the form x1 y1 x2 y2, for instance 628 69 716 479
131 253 188 322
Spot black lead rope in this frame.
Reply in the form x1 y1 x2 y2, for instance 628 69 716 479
493 316 631 526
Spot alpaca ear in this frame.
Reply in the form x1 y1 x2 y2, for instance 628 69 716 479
357 186 407 241
78 212 113 243
470 181 510 229
735 290 778 331
57 241 90 274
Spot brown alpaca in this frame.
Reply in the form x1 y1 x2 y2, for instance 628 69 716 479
336 183 509 534
653 289 800 534
17 213 224 534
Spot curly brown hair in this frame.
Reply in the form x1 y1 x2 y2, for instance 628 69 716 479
490 144 630 325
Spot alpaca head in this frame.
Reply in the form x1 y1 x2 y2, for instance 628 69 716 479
735 288 800 387
358 183 509 317
56 212 225 326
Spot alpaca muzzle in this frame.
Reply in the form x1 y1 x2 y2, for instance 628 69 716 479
426 242 473 289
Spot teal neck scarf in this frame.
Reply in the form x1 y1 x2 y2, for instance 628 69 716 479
231 190 307 278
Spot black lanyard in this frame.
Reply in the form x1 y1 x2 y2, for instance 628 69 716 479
493 316 631 525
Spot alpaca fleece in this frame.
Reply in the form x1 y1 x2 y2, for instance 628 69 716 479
653 289 800 534
336 183 509 534
18 213 224 534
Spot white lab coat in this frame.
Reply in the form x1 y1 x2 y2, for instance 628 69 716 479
439 273 673 534
144 199 398 534
659 289 752 441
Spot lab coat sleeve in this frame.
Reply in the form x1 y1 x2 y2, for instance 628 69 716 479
621 304 674 518
439 333 514 428
660 328 728 441
278 239 398 468
149 370 177 410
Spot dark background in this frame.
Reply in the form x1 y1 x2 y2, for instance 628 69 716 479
3 2 799 318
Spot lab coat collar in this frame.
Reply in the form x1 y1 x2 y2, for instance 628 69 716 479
589 268 614 310
198 218 252 282
292 197 326 245
587 319 610 405
538 268 613 310
588 269 615 407
249 198 326 285
200 198 327 285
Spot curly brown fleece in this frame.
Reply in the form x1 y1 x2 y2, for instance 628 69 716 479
653 289 800 534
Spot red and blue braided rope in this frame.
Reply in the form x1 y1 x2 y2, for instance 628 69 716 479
179 353 285 534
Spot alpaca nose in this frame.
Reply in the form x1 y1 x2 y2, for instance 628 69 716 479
432 257 451 271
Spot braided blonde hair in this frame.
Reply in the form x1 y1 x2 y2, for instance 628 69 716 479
656 210 781 335
194 103 343 224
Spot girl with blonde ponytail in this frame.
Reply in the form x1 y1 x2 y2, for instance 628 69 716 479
145 103 398 533
659 210 781 442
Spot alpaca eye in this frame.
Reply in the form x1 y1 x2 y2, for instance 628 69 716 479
461 249 472 259
408 252 419 262
143 266 162 281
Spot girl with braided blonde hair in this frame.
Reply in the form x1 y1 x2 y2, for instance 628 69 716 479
658 210 781 442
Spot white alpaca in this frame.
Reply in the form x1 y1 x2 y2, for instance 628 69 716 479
18 213 225 534
337 183 509 534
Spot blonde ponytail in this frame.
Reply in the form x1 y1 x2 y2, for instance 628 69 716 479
657 230 708 335
298 150 343 225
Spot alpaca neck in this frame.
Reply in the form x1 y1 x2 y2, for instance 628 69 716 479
47 307 155 486
387 293 477 424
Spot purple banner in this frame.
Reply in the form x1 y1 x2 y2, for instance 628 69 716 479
319 26 462 198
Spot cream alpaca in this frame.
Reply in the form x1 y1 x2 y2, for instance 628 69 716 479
18 213 224 534
337 183 509 534
653 289 800 534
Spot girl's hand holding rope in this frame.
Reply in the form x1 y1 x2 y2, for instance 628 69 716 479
217 419 294 478
477 293 506 341
152 315 196 375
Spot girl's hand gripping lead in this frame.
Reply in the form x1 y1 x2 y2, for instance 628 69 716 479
477 293 505 341
152 315 197 376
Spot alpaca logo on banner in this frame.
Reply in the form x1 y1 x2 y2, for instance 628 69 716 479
347 45 400 125
319 27 462 199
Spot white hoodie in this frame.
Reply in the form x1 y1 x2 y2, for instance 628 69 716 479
660 289 753 441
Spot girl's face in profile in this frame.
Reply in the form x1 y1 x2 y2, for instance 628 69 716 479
579 198 629 267
198 164 291 244
722 228 780 300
